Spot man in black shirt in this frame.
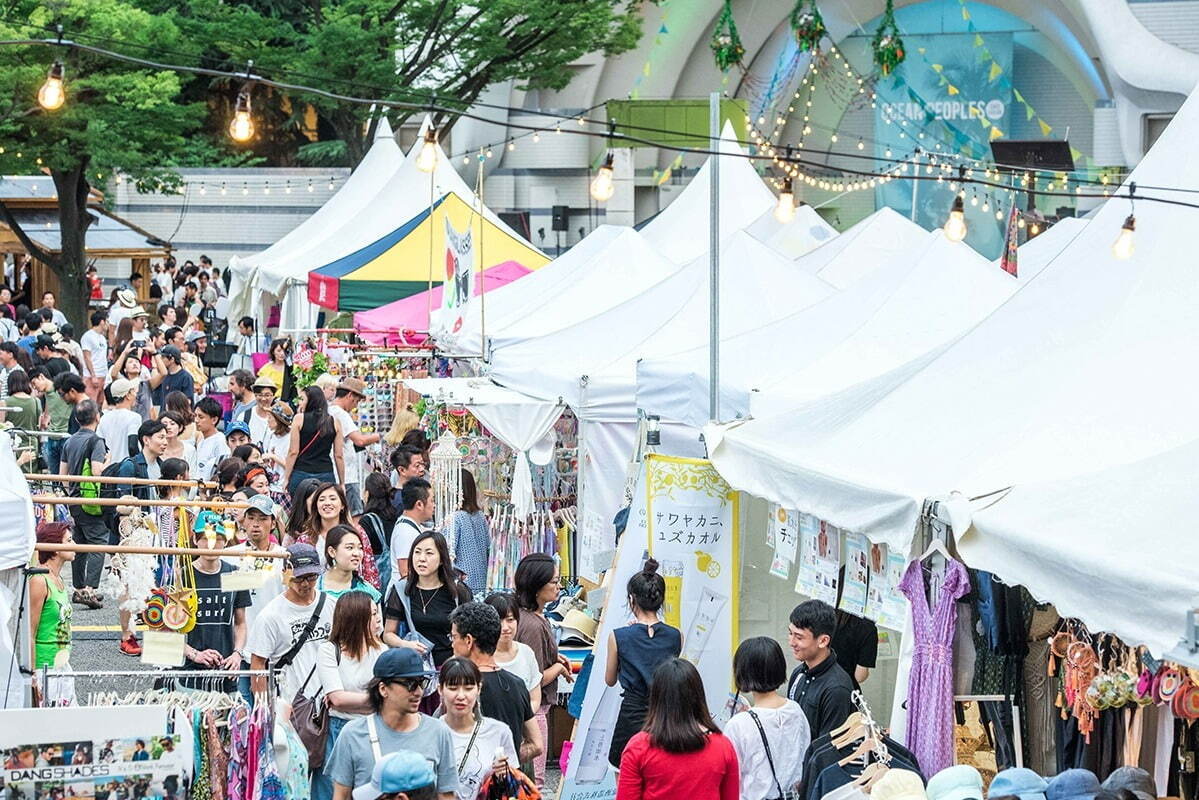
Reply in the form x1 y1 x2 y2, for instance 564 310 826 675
786 599 855 738
180 516 250 691
449 602 542 764
150 345 195 411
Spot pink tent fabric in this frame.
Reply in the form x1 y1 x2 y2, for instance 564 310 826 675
353 261 532 346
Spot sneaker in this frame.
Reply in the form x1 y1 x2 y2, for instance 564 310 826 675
119 635 142 657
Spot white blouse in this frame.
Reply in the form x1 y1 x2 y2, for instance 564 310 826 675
315 641 385 720
723 700 811 800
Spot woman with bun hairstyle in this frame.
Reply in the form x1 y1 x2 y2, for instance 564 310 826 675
604 558 683 767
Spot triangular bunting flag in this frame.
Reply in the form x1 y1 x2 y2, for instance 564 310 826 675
659 24 668 33
1013 89 1026 103
655 167 673 186
1025 104 1036 121
989 61 1003 81
932 63 944 72
989 125 1004 140
968 106 980 117
1070 147 1083 162
974 34 984 47
962 6 970 20
1038 118 1053 136
643 62 651 76
947 84 960 95
918 47 927 54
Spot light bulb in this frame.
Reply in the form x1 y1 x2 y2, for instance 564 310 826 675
533 131 540 143
995 209 1003 220
228 88 254 142
943 196 968 242
507 140 515 151
885 148 892 158
1112 214 1135 260
857 138 865 150
774 178 796 223
416 129 438 173
590 153 615 202
37 62 65 111
1029 223 1040 236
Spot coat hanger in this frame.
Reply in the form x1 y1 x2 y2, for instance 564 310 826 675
829 712 863 739
838 736 877 767
852 762 885 787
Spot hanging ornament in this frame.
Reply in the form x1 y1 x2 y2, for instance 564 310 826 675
429 430 463 537
709 0 746 72
872 0 905 76
790 0 827 53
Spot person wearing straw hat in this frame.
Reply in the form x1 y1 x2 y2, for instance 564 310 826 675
243 374 280 444
331 377 380 516
107 287 140 331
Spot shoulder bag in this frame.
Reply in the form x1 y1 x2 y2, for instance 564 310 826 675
748 709 796 800
281 594 330 770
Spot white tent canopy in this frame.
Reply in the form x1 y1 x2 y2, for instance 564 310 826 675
487 229 835 422
705 84 1199 575
745 203 838 259
640 122 784 264
227 118 403 325
636 208 933 427
435 226 675 356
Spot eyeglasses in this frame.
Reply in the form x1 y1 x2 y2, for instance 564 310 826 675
289 573 319 584
389 676 432 693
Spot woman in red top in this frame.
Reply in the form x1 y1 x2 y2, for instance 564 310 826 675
616 658 740 800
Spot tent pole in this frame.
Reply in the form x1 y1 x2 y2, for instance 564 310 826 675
709 91 721 424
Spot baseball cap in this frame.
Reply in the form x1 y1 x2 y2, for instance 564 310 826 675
1048 770 1101 800
871 770 926 800
285 543 323 577
110 377 138 398
1101 768 1156 800
991 768 1050 800
927 766 984 800
192 509 228 536
374 648 433 681
160 345 182 362
225 420 251 439
35 334 55 350
351 751 436 800
245 493 279 518
185 329 207 343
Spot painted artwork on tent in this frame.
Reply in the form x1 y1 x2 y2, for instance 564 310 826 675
443 218 475 334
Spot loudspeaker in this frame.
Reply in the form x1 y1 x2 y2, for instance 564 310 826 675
551 205 569 232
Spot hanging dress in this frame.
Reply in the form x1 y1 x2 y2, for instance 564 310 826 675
897 557 970 777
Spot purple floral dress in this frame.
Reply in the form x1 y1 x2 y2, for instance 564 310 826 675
897 557 969 776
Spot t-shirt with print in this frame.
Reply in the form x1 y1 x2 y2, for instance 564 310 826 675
246 592 335 700
450 717 518 800
324 713 457 795
79 329 108 377
328 405 361 485
97 408 142 463
180 562 251 691
194 432 230 482
479 668 534 758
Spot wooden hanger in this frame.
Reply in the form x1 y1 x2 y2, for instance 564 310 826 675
852 762 885 787
838 736 877 767
828 711 863 739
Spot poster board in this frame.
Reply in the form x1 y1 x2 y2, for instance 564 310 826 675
0 705 192 800
559 454 739 800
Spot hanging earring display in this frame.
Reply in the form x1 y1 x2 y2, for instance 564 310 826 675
429 430 463 535
790 0 827 52
710 0 746 72
872 0 905 76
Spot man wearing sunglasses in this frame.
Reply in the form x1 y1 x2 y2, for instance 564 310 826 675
326 649 458 800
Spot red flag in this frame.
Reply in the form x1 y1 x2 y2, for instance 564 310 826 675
1000 203 1019 277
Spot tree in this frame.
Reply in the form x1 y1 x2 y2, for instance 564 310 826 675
0 0 214 324
180 0 647 166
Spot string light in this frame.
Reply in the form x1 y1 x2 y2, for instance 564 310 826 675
943 195 967 242
857 138 865 151
199 184 207 196
37 61 65 110
327 177 334 190
590 153 615 202
533 131 540 143
416 128 438 173
774 177 796 223
307 179 314 193
220 182 227 196
507 140 516 152
1113 182 1136 260
228 86 254 142
285 180 291 194
241 182 249 195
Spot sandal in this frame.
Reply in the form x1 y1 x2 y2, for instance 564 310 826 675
79 590 104 610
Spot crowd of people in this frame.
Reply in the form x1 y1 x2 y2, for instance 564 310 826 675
11 264 1170 800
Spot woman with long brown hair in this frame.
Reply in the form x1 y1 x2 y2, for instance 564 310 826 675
319 524 381 602
616 658 738 800
302 482 380 589
314 590 385 800
447 468 489 595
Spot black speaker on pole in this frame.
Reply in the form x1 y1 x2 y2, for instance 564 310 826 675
551 205 569 232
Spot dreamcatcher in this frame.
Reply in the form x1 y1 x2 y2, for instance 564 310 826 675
872 0 905 76
710 0 746 72
790 0 826 53
99 507 158 614
429 430 463 535
144 510 204 634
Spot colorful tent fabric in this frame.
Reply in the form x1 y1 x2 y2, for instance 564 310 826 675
352 261 532 346
308 191 547 312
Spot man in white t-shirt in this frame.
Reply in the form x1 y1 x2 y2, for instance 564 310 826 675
242 376 278 444
97 378 144 462
79 310 109 404
329 378 381 516
391 478 435 584
247 543 335 699
106 288 139 336
193 396 231 481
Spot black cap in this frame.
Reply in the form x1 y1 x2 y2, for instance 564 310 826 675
160 344 182 361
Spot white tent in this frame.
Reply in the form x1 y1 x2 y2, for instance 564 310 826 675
635 208 932 427
640 122 806 264
227 118 404 325
487 229 836 421
0 436 36 708
434 226 675 356
745 203 838 259
704 81 1199 601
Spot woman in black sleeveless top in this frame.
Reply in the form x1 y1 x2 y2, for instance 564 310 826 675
283 385 344 493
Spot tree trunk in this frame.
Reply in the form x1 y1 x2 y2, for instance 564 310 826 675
330 110 367 167
50 164 94 328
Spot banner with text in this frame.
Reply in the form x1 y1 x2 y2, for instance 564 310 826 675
560 454 739 800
